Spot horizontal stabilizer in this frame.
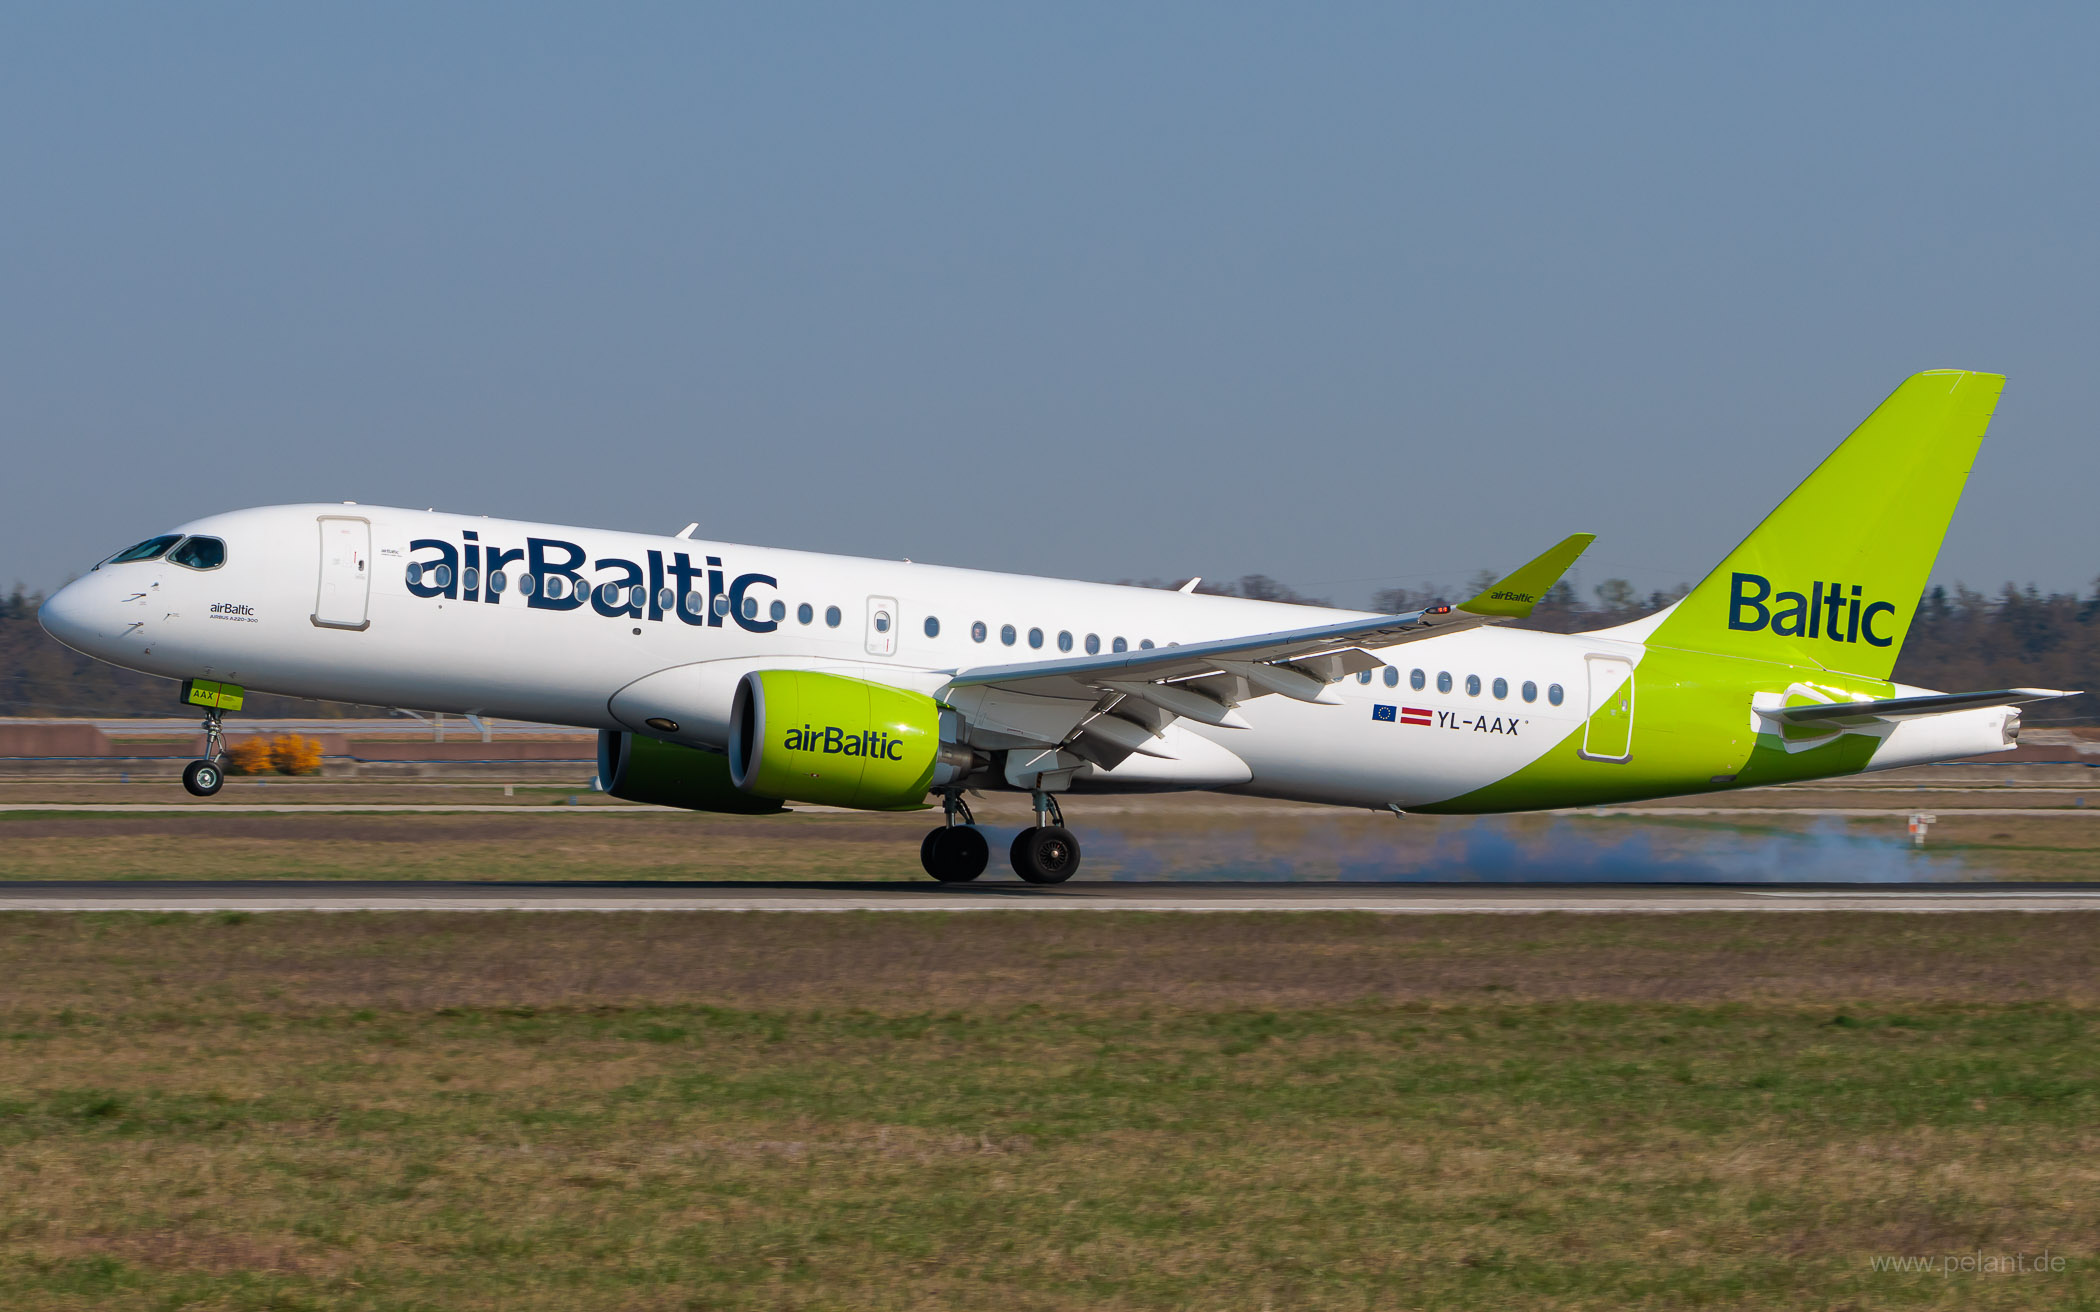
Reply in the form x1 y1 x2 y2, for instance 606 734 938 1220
1771 687 2078 728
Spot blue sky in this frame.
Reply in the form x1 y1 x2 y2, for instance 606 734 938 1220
4 3 2094 602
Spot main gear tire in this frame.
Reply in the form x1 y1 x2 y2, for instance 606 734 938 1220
1010 825 1080 884
922 826 990 883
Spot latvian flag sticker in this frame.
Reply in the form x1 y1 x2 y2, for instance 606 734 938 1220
1400 706 1432 726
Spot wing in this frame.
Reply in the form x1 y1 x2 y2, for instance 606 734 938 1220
1770 687 2078 728
940 534 1594 772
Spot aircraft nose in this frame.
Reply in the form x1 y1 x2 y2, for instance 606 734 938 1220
38 577 114 657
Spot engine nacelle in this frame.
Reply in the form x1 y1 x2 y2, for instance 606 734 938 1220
597 730 786 814
728 670 968 810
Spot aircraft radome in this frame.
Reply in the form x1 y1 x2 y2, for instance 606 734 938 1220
40 370 2075 883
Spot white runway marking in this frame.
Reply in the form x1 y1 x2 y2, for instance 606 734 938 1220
5 884 2100 913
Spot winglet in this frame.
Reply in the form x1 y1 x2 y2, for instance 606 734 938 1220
1457 533 1596 618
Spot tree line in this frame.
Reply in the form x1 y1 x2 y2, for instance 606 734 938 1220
3 578 2092 722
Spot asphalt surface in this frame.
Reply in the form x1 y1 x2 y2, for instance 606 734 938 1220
3 880 2099 913
1 804 2093 816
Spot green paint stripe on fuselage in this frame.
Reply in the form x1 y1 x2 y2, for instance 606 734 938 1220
1418 645 1892 814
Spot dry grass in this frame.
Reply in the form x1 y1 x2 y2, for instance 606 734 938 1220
0 784 2095 882
0 913 2097 1309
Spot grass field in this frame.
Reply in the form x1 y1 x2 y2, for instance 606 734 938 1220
1 911 2097 1309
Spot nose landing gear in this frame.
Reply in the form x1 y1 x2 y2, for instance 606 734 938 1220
919 792 990 883
182 707 228 797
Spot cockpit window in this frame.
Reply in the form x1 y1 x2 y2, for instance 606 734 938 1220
103 534 182 566
167 536 227 571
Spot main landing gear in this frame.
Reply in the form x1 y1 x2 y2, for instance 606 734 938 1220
182 707 227 798
1010 791 1080 885
921 792 990 883
918 791 1083 885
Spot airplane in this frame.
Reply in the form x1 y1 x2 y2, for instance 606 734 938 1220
37 370 2076 883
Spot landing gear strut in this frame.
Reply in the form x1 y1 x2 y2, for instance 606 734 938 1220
1010 790 1081 885
181 707 227 798
919 791 990 883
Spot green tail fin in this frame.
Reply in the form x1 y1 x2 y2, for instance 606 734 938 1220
1648 370 2004 680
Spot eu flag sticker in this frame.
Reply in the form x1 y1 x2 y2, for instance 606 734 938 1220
1372 704 1397 722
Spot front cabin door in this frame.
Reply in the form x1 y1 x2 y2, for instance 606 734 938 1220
312 516 371 631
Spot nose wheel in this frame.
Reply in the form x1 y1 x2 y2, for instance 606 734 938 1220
182 759 225 797
1010 791 1081 884
182 707 228 797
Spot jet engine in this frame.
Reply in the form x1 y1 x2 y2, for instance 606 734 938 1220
597 730 786 814
728 670 973 809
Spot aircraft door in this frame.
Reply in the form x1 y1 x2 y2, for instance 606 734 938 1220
865 596 898 656
313 516 372 631
1580 654 1634 762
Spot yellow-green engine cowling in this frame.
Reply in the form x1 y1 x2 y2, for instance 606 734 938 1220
728 670 969 809
597 730 786 814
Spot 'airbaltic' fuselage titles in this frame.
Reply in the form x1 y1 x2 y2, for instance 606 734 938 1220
403 533 782 633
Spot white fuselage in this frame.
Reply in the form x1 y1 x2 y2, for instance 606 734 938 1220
38 503 2009 811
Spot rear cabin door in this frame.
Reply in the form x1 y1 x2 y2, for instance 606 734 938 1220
313 516 372 631
1580 654 1635 762
865 596 898 656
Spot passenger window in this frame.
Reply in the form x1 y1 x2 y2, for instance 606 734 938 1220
1001 624 1017 646
1028 627 1044 649
1384 666 1399 687
1140 639 1155 649
682 591 703 616
1465 674 1481 697
1112 637 1127 653
972 621 988 643
798 603 814 625
770 600 786 622
518 574 537 597
825 605 842 628
714 594 730 616
1357 670 1372 684
488 571 508 595
1492 677 1508 700
1057 631 1074 652
1436 671 1452 694
432 564 453 590
463 567 480 593
1522 680 1538 703
1548 683 1565 706
1410 668 1426 691
654 586 672 610
1084 633 1100 655
923 616 940 638
167 536 226 570
635 586 651 610
105 534 183 565
741 595 759 620
406 563 423 586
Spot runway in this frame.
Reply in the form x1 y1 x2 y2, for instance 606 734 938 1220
4 880 2099 913
0 803 2093 816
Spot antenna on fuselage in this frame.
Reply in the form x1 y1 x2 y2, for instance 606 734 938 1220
674 523 698 539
